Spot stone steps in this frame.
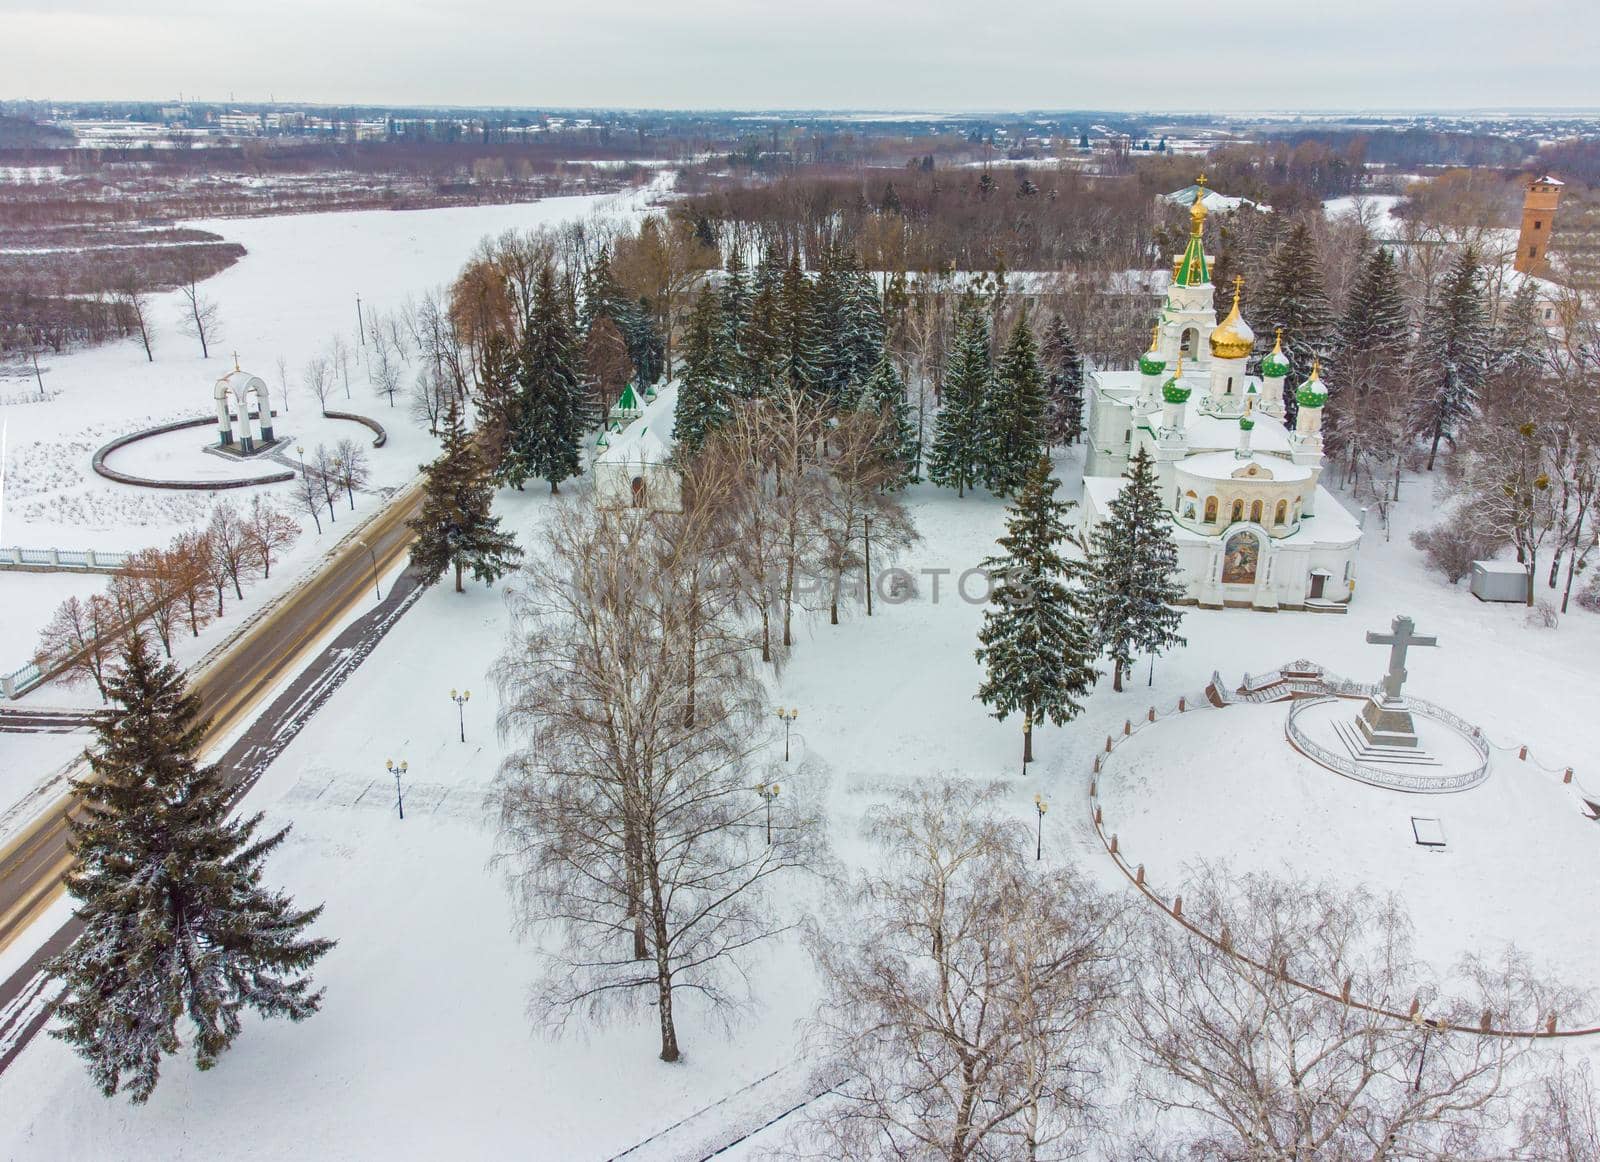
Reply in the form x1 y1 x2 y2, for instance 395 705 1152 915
1331 719 1442 767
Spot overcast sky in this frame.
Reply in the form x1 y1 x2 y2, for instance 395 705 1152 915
5 0 1597 111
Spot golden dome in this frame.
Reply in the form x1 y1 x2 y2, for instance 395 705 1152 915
1209 276 1255 360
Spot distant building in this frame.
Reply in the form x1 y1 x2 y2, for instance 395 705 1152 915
1162 182 1268 215
1515 174 1563 275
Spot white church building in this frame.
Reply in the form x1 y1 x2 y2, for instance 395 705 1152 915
1081 186 1362 612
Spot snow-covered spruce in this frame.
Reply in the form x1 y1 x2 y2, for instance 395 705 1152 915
48 633 334 1104
975 456 1099 763
408 392 522 593
1089 448 1187 692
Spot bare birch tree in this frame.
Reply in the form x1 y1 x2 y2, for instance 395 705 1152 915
804 781 1125 1161
492 500 812 1063
301 356 334 414
1122 865 1566 1160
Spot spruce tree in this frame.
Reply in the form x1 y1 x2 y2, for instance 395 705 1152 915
49 633 333 1104
674 285 733 455
409 392 522 592
927 307 991 497
855 355 920 486
1487 277 1547 412
1089 448 1187 692
719 244 751 383
1410 245 1489 470
477 330 525 489
1331 248 1410 468
1041 315 1086 446
1255 223 1335 421
776 250 825 399
981 311 1049 496
516 264 584 492
974 456 1099 764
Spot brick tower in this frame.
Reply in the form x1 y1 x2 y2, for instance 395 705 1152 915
1515 174 1564 274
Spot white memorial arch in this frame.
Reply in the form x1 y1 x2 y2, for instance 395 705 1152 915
214 361 275 453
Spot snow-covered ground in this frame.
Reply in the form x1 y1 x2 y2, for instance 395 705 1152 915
0 179 666 814
3 441 1598 1158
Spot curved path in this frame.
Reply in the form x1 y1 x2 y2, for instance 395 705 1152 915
1088 700 1600 1041
91 417 296 490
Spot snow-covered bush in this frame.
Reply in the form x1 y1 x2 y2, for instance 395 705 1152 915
1410 518 1505 585
1576 572 1600 614
1526 599 1560 629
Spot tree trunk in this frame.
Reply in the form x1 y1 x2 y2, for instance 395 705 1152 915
1022 719 1033 764
454 559 464 593
646 863 680 1063
1427 422 1441 471
1113 658 1124 693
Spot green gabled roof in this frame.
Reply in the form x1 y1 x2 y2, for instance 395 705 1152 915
643 382 658 400
1173 232 1209 286
616 383 642 412
595 430 609 448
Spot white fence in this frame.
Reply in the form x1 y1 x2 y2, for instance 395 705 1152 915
0 546 130 698
1 545 130 571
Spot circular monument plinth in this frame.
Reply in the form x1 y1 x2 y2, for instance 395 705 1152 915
1286 694 1491 793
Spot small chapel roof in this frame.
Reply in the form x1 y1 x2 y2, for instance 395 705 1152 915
596 381 679 467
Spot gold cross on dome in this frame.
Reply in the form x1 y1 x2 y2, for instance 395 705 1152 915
1195 173 1208 189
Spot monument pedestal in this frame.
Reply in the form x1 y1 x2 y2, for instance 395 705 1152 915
1357 695 1420 749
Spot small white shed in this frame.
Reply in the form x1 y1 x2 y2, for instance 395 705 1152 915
1470 560 1529 603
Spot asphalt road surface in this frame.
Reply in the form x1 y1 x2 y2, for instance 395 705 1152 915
0 482 426 1076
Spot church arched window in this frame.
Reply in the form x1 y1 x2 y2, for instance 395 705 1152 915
1204 496 1218 523
1250 500 1264 524
1274 499 1288 525
1230 499 1244 523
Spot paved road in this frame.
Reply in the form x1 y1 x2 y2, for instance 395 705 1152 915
0 482 427 1076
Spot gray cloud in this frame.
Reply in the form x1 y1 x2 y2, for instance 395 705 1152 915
3 0 1595 110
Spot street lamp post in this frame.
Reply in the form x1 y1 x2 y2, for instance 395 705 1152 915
775 707 798 763
1034 793 1048 861
450 689 471 742
755 782 781 845
386 758 408 820
295 443 306 475
354 537 382 601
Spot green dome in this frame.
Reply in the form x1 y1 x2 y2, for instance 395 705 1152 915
1262 353 1292 378
1296 359 1328 408
1296 381 1328 409
1139 351 1167 376
1162 376 1191 404
1239 414 1256 431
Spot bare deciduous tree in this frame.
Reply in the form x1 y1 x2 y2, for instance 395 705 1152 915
35 593 124 700
243 496 301 579
492 500 811 1064
814 408 918 626
114 268 154 362
207 501 257 602
370 333 402 408
1123 865 1563 1160
410 364 448 435
330 334 352 400
311 444 341 523
805 780 1125 1162
332 438 370 509
301 356 334 414
294 462 324 536
175 261 221 359
274 354 290 414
